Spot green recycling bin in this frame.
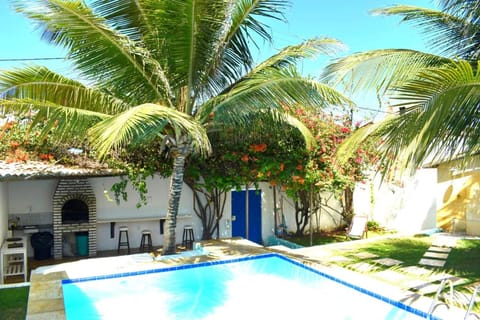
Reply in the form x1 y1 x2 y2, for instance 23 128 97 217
75 232 89 256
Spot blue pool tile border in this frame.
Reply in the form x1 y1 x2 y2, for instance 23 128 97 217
62 253 440 320
273 254 441 320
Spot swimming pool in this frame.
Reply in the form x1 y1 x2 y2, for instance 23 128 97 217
62 253 437 319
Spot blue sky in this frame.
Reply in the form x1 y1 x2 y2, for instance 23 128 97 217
0 0 437 114
259 0 436 76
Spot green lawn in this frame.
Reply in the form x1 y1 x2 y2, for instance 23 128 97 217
290 234 480 313
291 234 480 280
288 230 395 246
444 239 480 279
0 285 29 320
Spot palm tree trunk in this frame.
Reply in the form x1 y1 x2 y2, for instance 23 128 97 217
163 141 190 255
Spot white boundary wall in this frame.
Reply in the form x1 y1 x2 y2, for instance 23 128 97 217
0 168 438 253
353 168 438 234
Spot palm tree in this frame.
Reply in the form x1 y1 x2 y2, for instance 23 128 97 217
324 0 480 174
0 0 352 254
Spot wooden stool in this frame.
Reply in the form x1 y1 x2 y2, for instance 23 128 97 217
117 226 130 254
182 225 195 250
139 230 153 252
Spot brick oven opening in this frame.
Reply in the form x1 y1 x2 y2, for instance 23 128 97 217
62 199 89 224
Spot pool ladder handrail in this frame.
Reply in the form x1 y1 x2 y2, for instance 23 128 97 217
464 285 480 320
428 278 455 317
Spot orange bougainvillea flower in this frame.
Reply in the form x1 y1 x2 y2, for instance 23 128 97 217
296 164 303 171
269 180 277 187
279 163 285 171
292 175 305 184
249 143 267 152
10 141 19 149
241 154 249 162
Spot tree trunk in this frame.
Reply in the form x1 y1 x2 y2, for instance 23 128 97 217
294 190 310 236
343 186 354 223
163 142 189 255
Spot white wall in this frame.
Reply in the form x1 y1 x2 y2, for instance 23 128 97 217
91 175 199 251
8 179 57 216
266 187 344 236
354 168 438 234
0 181 8 245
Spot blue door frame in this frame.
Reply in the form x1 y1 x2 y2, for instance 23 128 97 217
231 189 262 244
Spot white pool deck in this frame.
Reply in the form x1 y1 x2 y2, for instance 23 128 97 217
25 237 469 319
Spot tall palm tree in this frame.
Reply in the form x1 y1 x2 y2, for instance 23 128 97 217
324 0 480 174
0 0 352 254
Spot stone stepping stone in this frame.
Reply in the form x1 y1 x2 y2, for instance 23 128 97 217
373 258 403 267
352 252 379 259
419 258 446 267
432 238 457 248
423 251 449 259
428 246 452 253
348 262 379 273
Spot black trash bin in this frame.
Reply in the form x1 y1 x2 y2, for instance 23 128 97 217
30 232 53 260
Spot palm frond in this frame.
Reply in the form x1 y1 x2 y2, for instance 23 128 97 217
323 49 451 97
440 0 480 19
339 60 480 174
135 1 229 92
372 5 480 60
387 60 480 166
89 0 150 42
335 120 384 164
197 66 352 125
197 0 289 101
252 38 346 77
0 98 108 142
13 0 172 105
89 103 211 159
227 0 287 64
0 65 129 115
283 112 316 149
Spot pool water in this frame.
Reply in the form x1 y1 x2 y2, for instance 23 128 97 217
62 254 433 319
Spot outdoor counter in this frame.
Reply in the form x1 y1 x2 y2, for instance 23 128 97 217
97 215 193 238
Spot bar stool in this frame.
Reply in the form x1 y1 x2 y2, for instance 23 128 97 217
117 226 130 254
182 225 195 250
139 230 153 252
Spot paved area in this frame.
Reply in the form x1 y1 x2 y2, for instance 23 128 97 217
419 235 457 268
22 236 475 319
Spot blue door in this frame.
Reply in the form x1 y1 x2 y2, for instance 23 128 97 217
231 189 262 244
